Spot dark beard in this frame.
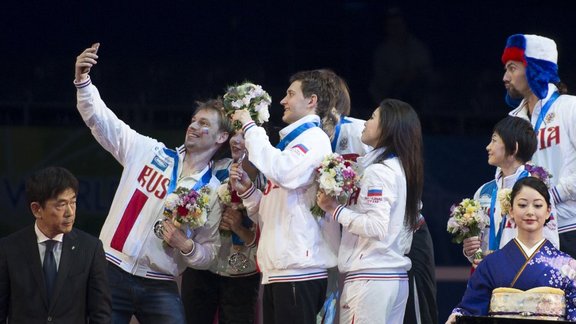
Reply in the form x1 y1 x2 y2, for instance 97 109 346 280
506 87 523 100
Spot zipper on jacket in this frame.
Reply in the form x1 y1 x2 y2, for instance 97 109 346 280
345 238 359 263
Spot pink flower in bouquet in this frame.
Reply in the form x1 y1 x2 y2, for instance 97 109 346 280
310 153 360 218
163 186 212 229
525 162 553 187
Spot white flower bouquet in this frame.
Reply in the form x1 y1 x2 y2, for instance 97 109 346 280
223 82 271 130
447 198 489 259
217 182 232 206
216 181 245 237
310 153 359 218
498 188 512 216
217 180 244 209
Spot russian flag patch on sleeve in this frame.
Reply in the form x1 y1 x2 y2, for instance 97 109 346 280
290 144 309 154
367 187 383 197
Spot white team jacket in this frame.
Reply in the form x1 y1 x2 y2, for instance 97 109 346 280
75 78 221 280
332 116 371 159
509 84 576 233
238 115 340 284
332 148 413 276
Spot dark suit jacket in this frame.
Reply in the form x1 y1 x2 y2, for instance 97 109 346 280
0 225 111 324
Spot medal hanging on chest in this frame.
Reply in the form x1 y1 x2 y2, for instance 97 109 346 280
228 245 249 272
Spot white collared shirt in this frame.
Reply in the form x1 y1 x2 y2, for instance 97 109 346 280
35 223 63 270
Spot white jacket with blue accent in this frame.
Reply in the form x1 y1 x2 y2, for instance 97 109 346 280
75 78 221 280
239 115 340 284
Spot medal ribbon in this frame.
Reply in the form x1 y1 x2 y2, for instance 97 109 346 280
331 116 352 152
276 122 319 151
164 148 212 195
488 170 529 250
533 92 559 132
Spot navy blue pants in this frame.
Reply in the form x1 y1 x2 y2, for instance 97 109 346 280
107 263 186 324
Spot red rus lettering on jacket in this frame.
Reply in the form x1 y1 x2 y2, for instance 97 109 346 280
539 126 560 150
263 180 279 195
137 165 170 199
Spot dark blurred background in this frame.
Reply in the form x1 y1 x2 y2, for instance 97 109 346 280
1 0 574 320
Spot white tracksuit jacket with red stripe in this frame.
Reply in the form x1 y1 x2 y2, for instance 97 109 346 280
75 77 221 280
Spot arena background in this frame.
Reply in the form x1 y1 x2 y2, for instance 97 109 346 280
1 0 574 320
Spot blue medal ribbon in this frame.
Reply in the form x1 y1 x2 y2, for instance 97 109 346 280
533 92 559 132
488 170 529 251
331 116 352 152
231 212 253 245
164 148 180 195
163 148 212 195
276 122 319 151
189 166 213 191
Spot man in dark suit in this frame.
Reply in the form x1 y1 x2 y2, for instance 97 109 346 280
0 166 111 323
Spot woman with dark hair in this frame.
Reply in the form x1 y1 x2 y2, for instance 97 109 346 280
447 177 576 323
463 116 559 267
317 98 424 323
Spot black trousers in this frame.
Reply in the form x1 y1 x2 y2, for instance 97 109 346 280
181 268 260 324
560 230 576 259
263 278 327 324
403 222 439 324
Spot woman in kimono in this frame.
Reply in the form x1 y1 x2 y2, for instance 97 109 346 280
463 116 559 266
446 177 576 323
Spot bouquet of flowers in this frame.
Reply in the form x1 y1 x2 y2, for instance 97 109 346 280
217 182 232 206
525 162 553 187
496 163 552 221
446 198 489 259
223 82 271 130
310 153 359 218
163 186 212 229
217 181 245 237
498 188 513 216
217 181 245 209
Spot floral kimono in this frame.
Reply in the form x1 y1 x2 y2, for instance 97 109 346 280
452 239 576 321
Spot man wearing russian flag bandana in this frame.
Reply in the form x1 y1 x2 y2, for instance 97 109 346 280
502 34 576 258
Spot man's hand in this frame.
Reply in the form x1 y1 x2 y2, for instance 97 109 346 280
161 219 194 254
75 43 100 83
231 109 253 127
